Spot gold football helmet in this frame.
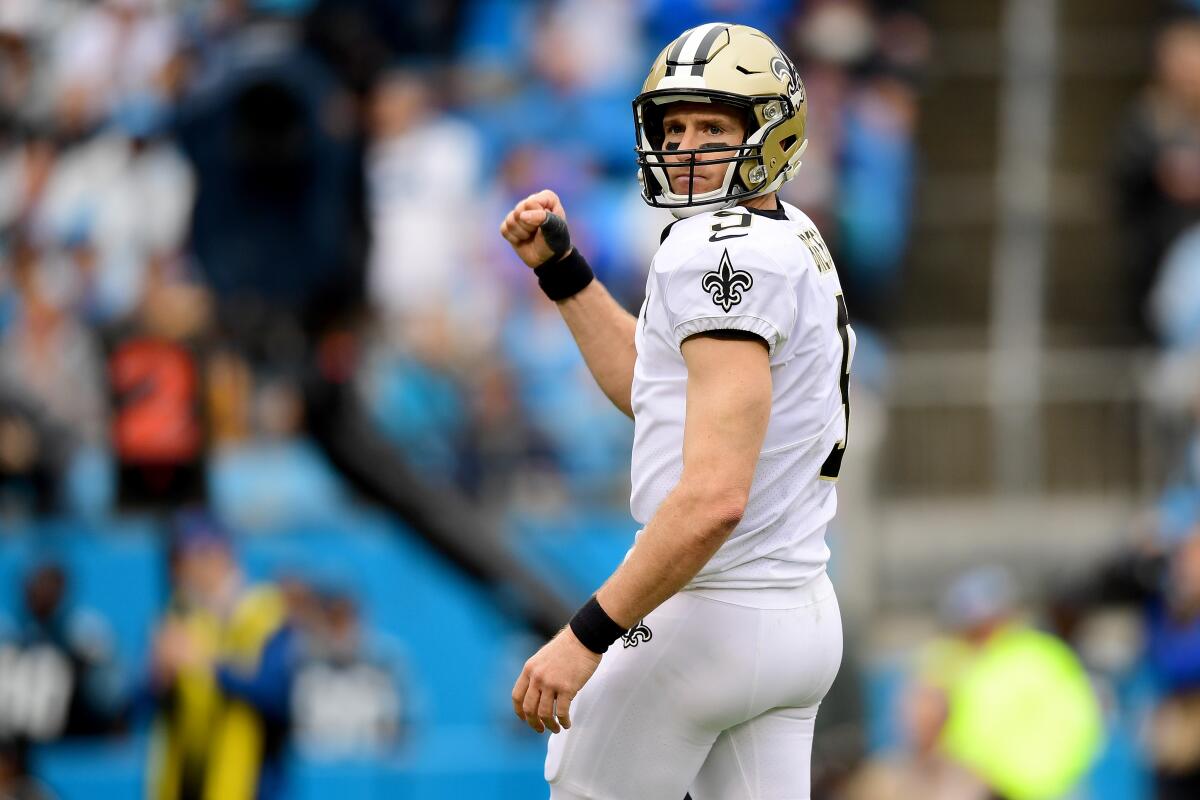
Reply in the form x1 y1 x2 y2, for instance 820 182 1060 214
634 23 808 218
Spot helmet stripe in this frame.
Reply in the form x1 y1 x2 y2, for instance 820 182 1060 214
688 25 728 76
665 29 691 63
677 22 724 63
664 22 726 77
664 27 694 76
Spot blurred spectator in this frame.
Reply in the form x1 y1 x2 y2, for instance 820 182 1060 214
496 299 632 503
843 679 988 800
462 0 638 171
779 57 847 240
35 115 194 325
927 566 1104 800
837 70 918 327
0 237 108 513
0 742 55 800
0 238 107 446
464 361 559 507
0 402 55 514
533 0 641 96
1150 222 1200 349
0 562 124 743
0 128 57 233
1115 15 1200 343
146 511 292 800
780 0 872 235
291 580 405 757
359 343 474 487
0 561 122 800
49 0 179 133
106 264 212 509
778 0 928 330
0 1 46 130
1144 527 1200 799
1151 393 1200 543
364 67 496 356
174 13 367 349
208 368 346 529
1060 525 1200 800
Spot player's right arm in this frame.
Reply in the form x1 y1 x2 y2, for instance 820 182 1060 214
499 190 638 418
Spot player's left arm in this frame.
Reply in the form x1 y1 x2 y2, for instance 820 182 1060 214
511 332 770 734
593 332 771 623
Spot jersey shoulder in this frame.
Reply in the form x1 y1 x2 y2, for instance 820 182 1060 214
651 208 804 357
654 207 797 280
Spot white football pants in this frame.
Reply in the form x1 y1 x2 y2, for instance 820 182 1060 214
545 572 842 800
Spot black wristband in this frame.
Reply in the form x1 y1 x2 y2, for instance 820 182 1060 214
534 248 594 302
569 596 626 655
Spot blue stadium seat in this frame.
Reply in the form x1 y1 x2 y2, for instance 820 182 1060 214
508 510 635 605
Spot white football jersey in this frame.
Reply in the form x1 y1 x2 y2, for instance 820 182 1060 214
629 201 854 598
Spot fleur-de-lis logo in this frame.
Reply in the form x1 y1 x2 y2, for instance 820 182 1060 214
701 249 753 312
770 53 802 100
622 620 652 648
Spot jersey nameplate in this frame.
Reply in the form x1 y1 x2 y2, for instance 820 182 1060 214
798 228 834 274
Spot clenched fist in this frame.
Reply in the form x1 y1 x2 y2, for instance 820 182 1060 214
499 189 573 269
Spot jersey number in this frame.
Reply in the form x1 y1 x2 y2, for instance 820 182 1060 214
819 293 852 481
111 339 202 462
708 210 752 241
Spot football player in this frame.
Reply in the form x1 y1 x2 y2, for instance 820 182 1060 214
501 22 853 799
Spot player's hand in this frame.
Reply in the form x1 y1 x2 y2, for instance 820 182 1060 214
151 620 207 680
499 189 573 269
511 626 601 734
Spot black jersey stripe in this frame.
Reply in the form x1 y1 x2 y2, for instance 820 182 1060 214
659 219 681 244
820 294 851 480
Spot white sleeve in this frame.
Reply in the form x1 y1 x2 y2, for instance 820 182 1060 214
657 235 796 357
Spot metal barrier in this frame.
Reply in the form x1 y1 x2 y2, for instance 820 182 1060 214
877 347 1192 499
834 347 1198 616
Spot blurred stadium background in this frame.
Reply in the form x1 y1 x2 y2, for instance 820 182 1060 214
1 0 1199 797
